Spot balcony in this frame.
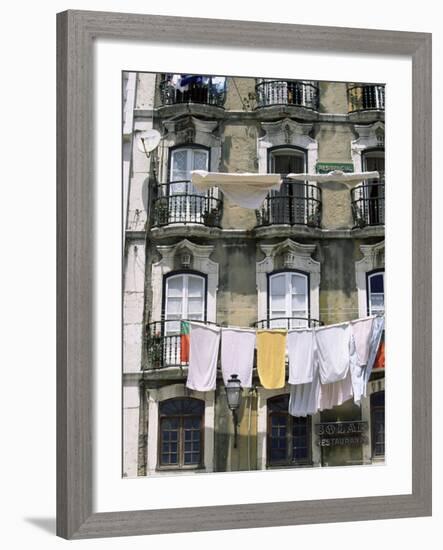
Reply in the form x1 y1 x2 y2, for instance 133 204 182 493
152 181 223 228
145 319 216 370
159 76 226 107
348 84 385 113
254 317 322 330
255 180 322 229
351 180 385 228
255 80 319 110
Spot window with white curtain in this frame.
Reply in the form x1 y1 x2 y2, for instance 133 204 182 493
164 273 206 334
268 271 309 328
169 147 209 194
367 270 384 315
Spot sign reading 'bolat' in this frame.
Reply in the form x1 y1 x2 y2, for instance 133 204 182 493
315 421 369 447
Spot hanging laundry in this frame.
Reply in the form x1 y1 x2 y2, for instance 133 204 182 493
220 327 255 388
186 323 221 392
169 74 188 92
287 328 316 384
318 370 354 411
288 362 321 417
286 170 380 182
373 339 385 370
191 170 282 209
179 74 209 88
315 323 353 384
363 316 385 394
350 316 375 404
210 76 226 93
180 321 190 363
351 316 375 366
256 329 287 389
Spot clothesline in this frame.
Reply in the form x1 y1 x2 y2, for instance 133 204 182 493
176 312 383 333
183 314 385 417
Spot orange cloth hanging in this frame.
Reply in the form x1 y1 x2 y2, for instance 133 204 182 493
180 321 190 363
373 340 385 369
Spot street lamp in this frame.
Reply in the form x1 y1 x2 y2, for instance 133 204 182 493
225 374 243 449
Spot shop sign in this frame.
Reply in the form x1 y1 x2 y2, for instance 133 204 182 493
316 162 354 174
315 421 369 447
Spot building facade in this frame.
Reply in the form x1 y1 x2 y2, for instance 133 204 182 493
122 72 385 477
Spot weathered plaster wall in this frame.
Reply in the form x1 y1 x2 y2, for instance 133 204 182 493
319 82 348 114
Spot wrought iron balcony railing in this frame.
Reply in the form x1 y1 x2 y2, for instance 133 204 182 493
152 181 223 227
159 76 226 107
351 180 385 228
347 84 385 112
254 317 322 330
255 179 322 228
255 80 319 110
145 319 216 370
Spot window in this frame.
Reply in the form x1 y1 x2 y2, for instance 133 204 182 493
269 271 309 328
268 148 308 225
168 147 210 223
158 398 204 468
267 395 311 467
362 149 385 225
163 273 206 364
164 273 206 330
370 391 385 459
169 146 209 192
367 270 384 315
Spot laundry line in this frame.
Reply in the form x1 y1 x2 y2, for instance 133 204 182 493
183 314 385 417
178 312 383 333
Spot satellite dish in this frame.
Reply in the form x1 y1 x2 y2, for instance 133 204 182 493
136 129 161 155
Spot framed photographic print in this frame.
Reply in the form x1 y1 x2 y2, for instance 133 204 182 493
57 10 432 539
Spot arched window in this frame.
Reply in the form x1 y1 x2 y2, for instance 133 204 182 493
367 270 384 315
370 391 385 459
167 146 210 223
169 146 209 192
268 271 309 328
267 395 311 467
158 397 204 468
164 272 206 330
267 147 308 225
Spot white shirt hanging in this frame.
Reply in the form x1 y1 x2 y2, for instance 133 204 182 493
220 327 255 388
186 323 221 392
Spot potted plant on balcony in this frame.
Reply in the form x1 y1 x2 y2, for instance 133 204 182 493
147 331 163 369
155 197 169 226
202 207 220 226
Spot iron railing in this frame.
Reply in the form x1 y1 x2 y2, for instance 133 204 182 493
347 84 385 112
145 319 217 369
255 80 319 110
351 180 385 228
159 76 226 107
152 181 223 227
255 179 322 228
254 317 322 330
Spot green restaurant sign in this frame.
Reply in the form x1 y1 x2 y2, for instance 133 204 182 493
316 162 354 174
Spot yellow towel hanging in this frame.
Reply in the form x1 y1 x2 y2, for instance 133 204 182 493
256 329 287 389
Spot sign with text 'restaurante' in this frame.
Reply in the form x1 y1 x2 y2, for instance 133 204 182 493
315 421 369 447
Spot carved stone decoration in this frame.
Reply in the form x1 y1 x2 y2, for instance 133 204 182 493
158 116 221 182
256 238 320 322
284 123 293 144
351 121 385 171
151 239 219 322
258 118 318 174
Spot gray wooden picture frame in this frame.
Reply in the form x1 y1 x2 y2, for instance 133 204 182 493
56 9 432 539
